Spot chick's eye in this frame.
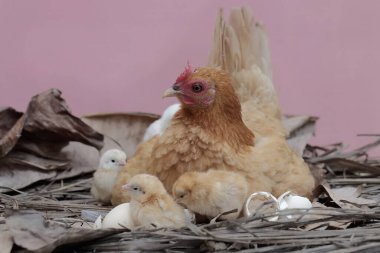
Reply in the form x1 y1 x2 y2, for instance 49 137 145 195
191 83 203 93
111 159 115 163
133 187 139 191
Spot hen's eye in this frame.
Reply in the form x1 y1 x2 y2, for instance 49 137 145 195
192 83 203 93
133 187 139 191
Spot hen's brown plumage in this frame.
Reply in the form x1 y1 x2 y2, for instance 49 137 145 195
112 7 315 205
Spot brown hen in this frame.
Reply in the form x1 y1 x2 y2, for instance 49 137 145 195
112 7 315 205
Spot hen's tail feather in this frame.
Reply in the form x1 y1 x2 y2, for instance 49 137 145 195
209 7 284 134
209 8 272 80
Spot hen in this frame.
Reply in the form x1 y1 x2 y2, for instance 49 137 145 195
112 7 315 205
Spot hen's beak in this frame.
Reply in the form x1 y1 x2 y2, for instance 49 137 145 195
163 85 180 98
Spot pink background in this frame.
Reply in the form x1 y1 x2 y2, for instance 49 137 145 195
0 0 379 151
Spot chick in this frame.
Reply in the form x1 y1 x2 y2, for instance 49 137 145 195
173 169 248 220
91 149 127 204
143 103 180 141
123 174 186 229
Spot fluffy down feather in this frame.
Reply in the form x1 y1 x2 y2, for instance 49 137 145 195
143 104 181 141
173 169 248 220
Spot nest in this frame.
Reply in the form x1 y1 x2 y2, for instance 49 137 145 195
0 90 379 253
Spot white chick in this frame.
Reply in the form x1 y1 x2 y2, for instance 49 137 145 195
123 173 186 229
143 103 180 141
91 149 127 204
173 170 249 220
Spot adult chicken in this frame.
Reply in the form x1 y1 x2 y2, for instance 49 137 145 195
112 7 315 205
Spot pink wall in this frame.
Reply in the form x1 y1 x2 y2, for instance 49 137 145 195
0 0 379 151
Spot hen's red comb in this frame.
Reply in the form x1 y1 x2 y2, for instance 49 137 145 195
175 62 193 84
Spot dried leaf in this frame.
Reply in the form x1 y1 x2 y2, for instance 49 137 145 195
6 210 67 252
282 115 317 135
320 184 376 209
14 139 69 160
82 112 158 157
0 230 13 253
283 115 318 156
0 107 25 158
55 111 158 181
303 220 351 231
4 151 69 170
0 89 107 192
0 165 56 192
0 109 157 192
330 186 377 206
5 210 123 253
55 141 100 180
23 89 104 150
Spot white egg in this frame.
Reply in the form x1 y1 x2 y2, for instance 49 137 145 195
101 203 134 229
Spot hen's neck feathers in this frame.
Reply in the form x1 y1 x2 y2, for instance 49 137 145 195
177 77 254 150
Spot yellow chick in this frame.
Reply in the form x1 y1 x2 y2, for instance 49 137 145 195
91 149 127 204
172 169 248 220
123 174 186 229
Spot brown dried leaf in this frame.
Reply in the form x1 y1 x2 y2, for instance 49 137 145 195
4 151 69 170
0 165 56 192
0 110 157 191
14 139 69 160
0 107 25 158
23 89 104 150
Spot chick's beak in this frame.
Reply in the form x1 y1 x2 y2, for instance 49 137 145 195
163 85 180 98
118 161 126 167
122 184 131 191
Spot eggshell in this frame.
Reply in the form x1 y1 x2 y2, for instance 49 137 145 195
277 191 312 219
285 196 312 209
244 191 280 221
101 203 134 229
277 191 312 210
